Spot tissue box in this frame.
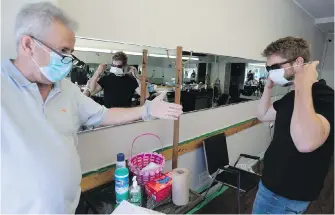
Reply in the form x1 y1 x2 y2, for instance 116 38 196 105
145 172 172 202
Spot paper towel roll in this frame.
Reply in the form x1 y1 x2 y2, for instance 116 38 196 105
172 168 190 206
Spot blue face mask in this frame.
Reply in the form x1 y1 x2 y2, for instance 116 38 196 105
32 40 72 83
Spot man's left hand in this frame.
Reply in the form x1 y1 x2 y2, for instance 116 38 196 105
294 61 319 87
127 67 140 80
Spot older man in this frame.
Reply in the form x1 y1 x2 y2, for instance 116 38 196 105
1 2 182 213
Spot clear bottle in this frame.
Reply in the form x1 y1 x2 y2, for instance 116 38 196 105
129 176 142 206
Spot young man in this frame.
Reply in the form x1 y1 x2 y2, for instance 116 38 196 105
1 2 182 213
253 37 334 214
87 51 149 108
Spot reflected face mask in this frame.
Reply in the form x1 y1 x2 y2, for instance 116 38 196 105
110 67 124 76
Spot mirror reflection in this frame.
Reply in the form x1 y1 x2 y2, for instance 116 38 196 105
70 37 269 132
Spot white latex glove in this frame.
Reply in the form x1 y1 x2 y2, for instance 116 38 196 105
149 92 183 120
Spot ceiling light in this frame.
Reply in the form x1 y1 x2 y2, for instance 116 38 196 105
113 50 199 60
74 47 112 53
248 63 266 67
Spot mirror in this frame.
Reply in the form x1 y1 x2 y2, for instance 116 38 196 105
72 37 272 132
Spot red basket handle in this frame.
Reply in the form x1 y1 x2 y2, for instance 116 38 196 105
130 133 164 158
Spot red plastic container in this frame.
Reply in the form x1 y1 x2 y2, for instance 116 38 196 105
145 172 172 202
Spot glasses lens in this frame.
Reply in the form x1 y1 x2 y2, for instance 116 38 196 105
72 59 79 65
112 64 123 69
62 56 73 64
266 64 281 72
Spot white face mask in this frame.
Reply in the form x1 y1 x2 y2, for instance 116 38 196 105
110 67 124 76
269 68 292 87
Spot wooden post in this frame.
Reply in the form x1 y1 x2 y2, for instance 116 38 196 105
140 49 148 106
172 46 183 169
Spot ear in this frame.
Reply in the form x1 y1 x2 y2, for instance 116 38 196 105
20 35 34 56
295 56 305 65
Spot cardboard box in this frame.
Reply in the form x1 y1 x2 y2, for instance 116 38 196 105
145 172 172 202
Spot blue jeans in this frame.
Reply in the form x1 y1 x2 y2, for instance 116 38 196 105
252 181 310 214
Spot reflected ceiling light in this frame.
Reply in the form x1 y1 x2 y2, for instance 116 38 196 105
112 50 199 60
74 47 112 53
248 63 266 67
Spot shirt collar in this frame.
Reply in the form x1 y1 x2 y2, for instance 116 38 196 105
2 59 62 91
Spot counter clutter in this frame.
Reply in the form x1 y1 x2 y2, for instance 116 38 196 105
77 133 204 214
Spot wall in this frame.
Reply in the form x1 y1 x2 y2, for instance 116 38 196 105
320 34 334 89
59 0 325 61
1 0 58 60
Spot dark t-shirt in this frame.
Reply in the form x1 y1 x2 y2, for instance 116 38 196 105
98 73 138 108
262 82 334 201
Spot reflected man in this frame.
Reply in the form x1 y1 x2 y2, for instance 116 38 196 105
86 51 149 108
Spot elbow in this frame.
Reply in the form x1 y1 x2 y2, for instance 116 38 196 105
257 115 264 122
257 114 268 122
290 126 322 153
295 142 315 153
292 136 319 153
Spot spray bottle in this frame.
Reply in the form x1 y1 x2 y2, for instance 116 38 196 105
129 176 142 206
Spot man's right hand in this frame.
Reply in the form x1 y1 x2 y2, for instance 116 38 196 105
266 78 275 89
95 64 106 76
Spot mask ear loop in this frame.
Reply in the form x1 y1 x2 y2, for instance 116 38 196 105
33 39 49 53
31 40 46 68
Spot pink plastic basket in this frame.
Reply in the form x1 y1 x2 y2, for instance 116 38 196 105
128 133 165 185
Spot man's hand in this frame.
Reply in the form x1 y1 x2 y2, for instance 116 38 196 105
257 77 276 122
265 78 275 89
127 66 140 80
294 61 319 88
150 92 183 120
94 64 106 77
101 91 183 126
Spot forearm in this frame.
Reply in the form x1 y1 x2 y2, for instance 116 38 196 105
290 84 325 152
89 74 99 92
257 87 273 120
101 106 144 126
136 83 149 98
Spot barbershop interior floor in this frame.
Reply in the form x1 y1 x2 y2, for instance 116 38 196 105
197 158 334 214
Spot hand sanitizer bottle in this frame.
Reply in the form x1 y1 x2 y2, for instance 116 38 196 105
129 176 142 206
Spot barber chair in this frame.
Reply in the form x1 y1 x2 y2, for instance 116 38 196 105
203 133 261 214
217 93 230 106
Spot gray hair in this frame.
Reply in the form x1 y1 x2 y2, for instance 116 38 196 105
15 2 77 47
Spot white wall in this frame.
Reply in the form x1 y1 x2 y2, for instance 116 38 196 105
59 0 325 61
320 34 334 89
1 0 58 60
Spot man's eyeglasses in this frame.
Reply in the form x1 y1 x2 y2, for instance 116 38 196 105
31 36 86 68
266 58 296 72
111 64 123 69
